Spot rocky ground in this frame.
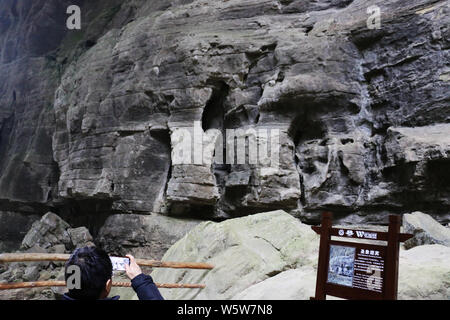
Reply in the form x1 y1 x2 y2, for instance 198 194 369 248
0 0 449 300
1 210 448 300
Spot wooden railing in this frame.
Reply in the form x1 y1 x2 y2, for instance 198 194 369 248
0 253 213 291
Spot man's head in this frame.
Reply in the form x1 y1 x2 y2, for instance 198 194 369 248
65 246 113 300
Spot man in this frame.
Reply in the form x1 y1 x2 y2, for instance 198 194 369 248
63 246 164 300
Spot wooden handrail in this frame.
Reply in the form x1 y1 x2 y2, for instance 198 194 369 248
0 281 205 290
0 253 214 270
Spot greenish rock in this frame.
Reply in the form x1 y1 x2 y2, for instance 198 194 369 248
68 227 95 249
151 210 319 300
398 245 450 300
109 287 138 301
232 266 317 300
109 274 138 300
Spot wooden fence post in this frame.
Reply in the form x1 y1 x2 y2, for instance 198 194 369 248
384 215 401 300
310 212 412 300
311 211 332 300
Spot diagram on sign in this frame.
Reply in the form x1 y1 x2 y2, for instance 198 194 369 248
327 245 355 287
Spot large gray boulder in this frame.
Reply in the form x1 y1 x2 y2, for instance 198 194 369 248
151 210 319 300
21 212 71 250
403 212 450 249
1 0 446 224
97 213 201 260
398 245 450 300
232 266 317 300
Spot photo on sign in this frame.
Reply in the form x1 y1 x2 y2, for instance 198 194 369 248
327 245 356 287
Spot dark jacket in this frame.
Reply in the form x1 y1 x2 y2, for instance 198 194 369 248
131 273 164 300
63 274 164 301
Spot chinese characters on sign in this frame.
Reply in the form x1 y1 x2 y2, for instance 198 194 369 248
311 212 413 300
326 244 385 293
352 247 384 293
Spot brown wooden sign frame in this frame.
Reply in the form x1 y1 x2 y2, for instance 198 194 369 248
310 212 413 300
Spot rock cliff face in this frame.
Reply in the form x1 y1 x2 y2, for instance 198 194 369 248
0 0 449 251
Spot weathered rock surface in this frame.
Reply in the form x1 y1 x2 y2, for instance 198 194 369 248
21 212 94 251
398 245 450 300
151 210 319 300
97 213 201 260
51 0 450 220
232 266 317 300
0 0 448 225
403 212 450 249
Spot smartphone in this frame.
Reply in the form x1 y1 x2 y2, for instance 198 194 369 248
110 256 130 271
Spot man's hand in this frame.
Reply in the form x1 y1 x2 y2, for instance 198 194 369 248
125 255 142 281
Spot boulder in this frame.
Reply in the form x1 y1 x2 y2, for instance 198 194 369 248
97 213 201 260
67 227 95 249
403 212 450 249
21 212 94 251
109 274 138 300
21 212 71 250
150 210 319 300
398 245 450 300
40 0 450 222
384 125 450 167
232 267 317 300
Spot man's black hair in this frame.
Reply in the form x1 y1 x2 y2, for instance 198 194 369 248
65 246 113 300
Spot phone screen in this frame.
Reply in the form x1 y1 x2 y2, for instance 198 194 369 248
110 257 130 271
